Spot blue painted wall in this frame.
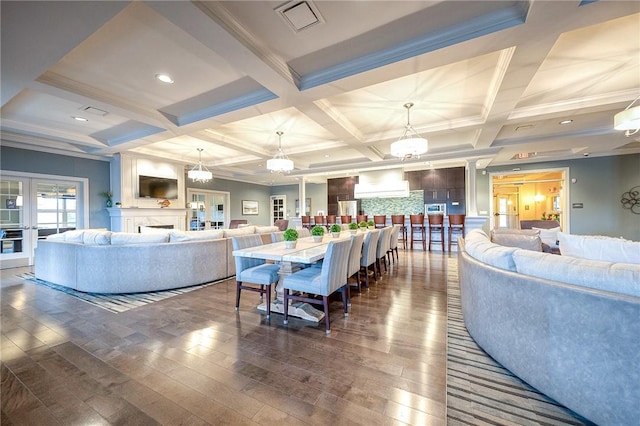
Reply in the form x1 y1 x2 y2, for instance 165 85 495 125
0 146 111 229
477 154 640 240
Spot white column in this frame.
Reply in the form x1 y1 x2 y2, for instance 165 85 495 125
466 159 479 217
298 177 306 217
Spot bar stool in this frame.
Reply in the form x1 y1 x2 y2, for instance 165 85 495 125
340 215 352 225
409 214 426 251
356 214 368 224
314 215 327 229
448 214 466 251
326 215 337 229
373 215 386 229
301 215 311 229
427 214 445 251
391 215 406 249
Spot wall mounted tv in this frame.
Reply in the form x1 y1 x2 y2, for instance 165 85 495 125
138 175 179 199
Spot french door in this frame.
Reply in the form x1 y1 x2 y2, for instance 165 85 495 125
0 172 87 269
270 195 286 225
186 189 230 230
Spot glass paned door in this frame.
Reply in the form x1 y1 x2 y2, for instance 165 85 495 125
271 195 286 225
0 178 30 268
187 189 230 230
35 182 78 237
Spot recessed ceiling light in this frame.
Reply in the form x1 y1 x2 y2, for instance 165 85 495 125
155 74 174 84
559 119 573 125
324 154 330 158
72 116 88 122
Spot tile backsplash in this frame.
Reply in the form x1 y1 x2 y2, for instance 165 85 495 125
361 190 424 216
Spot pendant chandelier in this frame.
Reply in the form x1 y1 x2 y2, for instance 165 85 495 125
614 95 640 137
188 148 213 183
266 131 294 173
390 102 428 159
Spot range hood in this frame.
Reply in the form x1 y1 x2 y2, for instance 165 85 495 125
354 169 410 198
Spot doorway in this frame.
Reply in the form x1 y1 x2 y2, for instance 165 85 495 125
490 168 569 231
186 189 230 230
270 195 286 225
1 172 88 268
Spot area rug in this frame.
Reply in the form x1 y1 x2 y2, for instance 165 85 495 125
446 257 594 425
18 272 228 314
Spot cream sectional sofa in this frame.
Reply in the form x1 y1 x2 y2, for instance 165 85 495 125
457 229 640 425
34 225 279 294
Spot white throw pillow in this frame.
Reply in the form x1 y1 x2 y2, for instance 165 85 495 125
46 233 66 241
558 232 640 264
63 230 85 243
513 249 640 297
82 230 112 245
532 226 561 248
169 229 224 242
110 232 169 245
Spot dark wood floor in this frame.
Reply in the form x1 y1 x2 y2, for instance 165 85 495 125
1 249 450 425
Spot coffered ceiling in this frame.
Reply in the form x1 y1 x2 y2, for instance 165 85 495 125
1 1 639 185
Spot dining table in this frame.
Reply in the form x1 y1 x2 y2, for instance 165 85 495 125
232 231 354 322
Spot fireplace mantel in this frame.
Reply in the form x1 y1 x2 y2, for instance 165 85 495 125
107 208 188 233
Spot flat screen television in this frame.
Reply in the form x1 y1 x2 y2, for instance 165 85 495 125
138 175 179 199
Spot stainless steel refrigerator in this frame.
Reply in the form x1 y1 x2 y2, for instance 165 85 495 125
337 200 359 217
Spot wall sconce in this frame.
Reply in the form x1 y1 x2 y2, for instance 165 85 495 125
534 194 545 202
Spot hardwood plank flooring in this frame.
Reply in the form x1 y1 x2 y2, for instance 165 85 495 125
2 249 448 425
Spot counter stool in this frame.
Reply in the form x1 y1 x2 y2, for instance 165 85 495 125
448 214 466 251
314 215 327 229
374 215 386 229
340 215 352 225
409 214 426 251
356 214 368 224
326 215 337 229
427 214 445 251
391 215 406 249
301 215 311 229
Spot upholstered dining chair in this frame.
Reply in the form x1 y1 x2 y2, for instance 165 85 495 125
282 239 352 334
347 232 365 294
391 215 406 249
388 225 400 263
232 235 281 319
360 229 380 289
297 227 311 238
375 226 392 276
271 231 284 243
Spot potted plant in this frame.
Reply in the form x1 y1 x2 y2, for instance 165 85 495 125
311 225 325 242
367 220 375 230
330 223 342 237
283 228 299 249
359 221 368 231
348 222 358 234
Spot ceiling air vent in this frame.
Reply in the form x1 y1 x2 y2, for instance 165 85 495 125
82 106 108 116
275 1 324 33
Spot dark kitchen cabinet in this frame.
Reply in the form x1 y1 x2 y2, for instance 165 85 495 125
446 167 465 188
405 171 422 191
327 177 358 215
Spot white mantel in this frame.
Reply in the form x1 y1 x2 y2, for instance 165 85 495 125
107 208 188 233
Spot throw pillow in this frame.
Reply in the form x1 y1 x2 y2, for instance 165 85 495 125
63 230 85 243
169 229 224 242
491 229 542 251
558 232 640 264
532 226 561 248
110 232 169 245
82 230 112 245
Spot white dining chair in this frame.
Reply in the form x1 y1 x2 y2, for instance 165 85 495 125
360 229 380 289
232 235 280 319
347 232 365 294
375 227 392 276
282 239 351 334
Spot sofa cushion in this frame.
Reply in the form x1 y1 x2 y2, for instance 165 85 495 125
465 229 518 271
558 232 640 264
491 229 542 251
169 229 224 242
46 233 67 241
532 226 560 248
139 226 171 237
512 249 640 297
82 230 112 245
110 232 168 245
223 226 256 238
